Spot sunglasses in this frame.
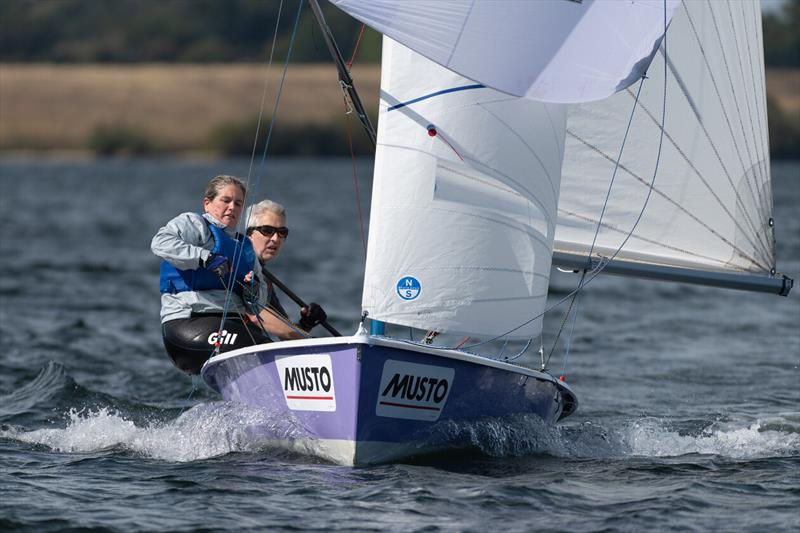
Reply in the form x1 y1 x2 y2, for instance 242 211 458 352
248 225 289 239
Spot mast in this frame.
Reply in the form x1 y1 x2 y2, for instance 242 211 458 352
309 0 381 333
308 0 377 147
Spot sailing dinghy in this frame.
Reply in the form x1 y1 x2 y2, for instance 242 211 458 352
201 0 792 465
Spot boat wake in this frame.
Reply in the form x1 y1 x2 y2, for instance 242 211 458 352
2 363 797 464
621 415 800 460
3 405 798 464
0 402 306 462
412 413 800 462
0 362 309 462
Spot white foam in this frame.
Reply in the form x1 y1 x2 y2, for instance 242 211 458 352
5 402 294 462
624 415 800 459
6 404 798 463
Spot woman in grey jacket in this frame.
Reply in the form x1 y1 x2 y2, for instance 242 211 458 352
152 175 303 374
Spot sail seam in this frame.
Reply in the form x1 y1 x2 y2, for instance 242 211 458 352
557 208 755 271
736 0 770 204
753 0 774 210
378 142 556 229
475 105 559 205
744 0 775 255
439 160 554 212
685 2 766 235
675 2 766 249
459 158 555 224
588 76 646 259
663 3 772 261
717 1 770 220
706 1 763 213
544 105 565 162
381 203 551 250
565 129 769 271
621 87 773 267
661 51 766 250
445 0 477 67
370 265 550 278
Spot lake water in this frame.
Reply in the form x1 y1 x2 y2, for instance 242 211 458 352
0 158 798 532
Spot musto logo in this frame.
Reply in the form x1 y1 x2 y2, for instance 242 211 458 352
275 354 336 411
376 360 455 421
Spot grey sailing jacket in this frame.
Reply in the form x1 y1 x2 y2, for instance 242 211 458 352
151 212 267 323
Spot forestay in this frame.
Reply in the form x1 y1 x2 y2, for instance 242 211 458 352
361 38 566 339
329 0 678 103
556 0 778 281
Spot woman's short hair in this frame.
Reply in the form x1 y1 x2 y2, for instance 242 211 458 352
245 199 287 228
203 175 247 203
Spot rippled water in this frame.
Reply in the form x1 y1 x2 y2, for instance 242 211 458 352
1 158 798 532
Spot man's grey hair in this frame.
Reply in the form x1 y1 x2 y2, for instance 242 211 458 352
245 199 287 228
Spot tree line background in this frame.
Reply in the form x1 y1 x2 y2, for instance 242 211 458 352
0 0 381 64
1 0 797 65
1 0 798 158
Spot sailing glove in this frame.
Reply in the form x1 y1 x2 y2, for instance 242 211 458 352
204 254 230 278
240 277 260 314
298 303 327 331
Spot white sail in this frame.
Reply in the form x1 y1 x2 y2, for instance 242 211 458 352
329 0 678 104
361 38 566 339
556 0 775 277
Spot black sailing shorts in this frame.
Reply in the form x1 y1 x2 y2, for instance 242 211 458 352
161 313 270 375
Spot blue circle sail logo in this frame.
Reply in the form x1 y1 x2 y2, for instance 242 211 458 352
396 276 421 301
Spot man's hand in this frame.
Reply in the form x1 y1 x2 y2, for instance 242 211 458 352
298 303 327 331
241 275 260 314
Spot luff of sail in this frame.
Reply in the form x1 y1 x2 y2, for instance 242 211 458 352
555 0 792 295
329 0 679 103
361 38 566 339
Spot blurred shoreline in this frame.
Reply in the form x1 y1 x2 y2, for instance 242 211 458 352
1 64 798 158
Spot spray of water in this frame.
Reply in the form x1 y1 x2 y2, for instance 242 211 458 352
623 415 800 459
2 402 302 462
3 404 797 463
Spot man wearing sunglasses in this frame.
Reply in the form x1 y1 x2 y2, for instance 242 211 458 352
245 199 328 335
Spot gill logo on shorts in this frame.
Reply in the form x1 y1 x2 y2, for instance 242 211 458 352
396 276 421 301
207 330 238 346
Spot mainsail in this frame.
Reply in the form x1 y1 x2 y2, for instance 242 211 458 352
359 0 790 342
330 0 679 103
361 38 566 339
554 0 790 295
